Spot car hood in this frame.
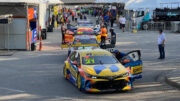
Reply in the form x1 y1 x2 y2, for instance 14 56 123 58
82 64 128 77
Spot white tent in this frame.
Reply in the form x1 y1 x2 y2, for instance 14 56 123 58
38 0 63 29
95 0 127 3
125 0 180 10
0 0 40 3
0 0 63 4
42 0 63 4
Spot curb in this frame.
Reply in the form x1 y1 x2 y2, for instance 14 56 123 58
0 52 14 56
165 76 180 90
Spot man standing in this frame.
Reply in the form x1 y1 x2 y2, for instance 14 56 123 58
100 25 107 48
104 14 109 28
121 16 126 32
110 28 116 48
110 16 114 27
61 23 66 44
158 29 166 59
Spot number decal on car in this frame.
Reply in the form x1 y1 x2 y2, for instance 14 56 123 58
85 58 95 64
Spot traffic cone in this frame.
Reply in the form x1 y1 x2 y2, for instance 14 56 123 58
39 36 42 51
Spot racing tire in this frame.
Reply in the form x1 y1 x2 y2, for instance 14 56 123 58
77 73 82 91
63 65 68 80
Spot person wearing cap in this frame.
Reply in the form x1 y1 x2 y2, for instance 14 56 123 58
110 28 116 48
113 50 126 61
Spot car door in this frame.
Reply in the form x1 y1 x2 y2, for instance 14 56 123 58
69 52 79 81
121 50 143 80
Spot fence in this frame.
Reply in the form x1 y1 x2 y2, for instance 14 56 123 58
124 20 180 32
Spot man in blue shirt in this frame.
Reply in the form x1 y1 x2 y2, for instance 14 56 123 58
113 50 126 60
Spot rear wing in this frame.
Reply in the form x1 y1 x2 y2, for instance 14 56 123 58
61 44 99 49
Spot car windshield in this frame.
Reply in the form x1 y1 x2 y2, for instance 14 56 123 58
82 55 118 65
76 31 95 35
73 46 97 50
73 38 97 44
78 24 93 27
78 22 93 26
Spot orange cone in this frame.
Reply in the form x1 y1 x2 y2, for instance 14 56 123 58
39 36 42 51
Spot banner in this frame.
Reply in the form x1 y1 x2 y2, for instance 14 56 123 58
54 6 58 16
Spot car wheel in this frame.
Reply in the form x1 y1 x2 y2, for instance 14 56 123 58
63 65 67 80
77 73 82 91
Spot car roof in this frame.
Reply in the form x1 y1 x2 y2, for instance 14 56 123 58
76 49 112 57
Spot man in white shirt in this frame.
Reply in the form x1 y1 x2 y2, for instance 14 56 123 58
121 16 126 32
158 29 166 59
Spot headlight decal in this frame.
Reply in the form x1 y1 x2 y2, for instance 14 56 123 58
109 65 119 72
93 65 106 74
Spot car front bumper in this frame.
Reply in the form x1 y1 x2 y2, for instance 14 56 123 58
83 77 132 92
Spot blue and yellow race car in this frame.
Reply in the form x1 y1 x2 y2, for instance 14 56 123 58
63 49 143 92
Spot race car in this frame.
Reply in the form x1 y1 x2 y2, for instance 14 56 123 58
61 35 99 55
77 20 101 33
76 28 101 43
64 30 75 44
63 28 101 44
75 19 100 32
63 49 143 92
63 27 94 44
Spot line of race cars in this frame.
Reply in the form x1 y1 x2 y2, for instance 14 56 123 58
61 19 143 92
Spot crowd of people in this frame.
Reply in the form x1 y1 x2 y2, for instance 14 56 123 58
50 7 126 32
51 7 166 60
53 7 123 46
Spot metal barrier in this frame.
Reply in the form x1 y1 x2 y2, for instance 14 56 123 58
147 21 171 31
124 21 172 31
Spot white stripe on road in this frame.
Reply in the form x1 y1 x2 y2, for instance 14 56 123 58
0 87 25 93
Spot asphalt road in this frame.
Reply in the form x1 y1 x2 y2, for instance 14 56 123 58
0 16 180 101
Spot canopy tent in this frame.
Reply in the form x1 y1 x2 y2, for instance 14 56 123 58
125 0 180 10
38 0 63 29
159 0 180 8
95 0 127 3
0 0 63 4
0 0 40 4
42 0 63 4
61 0 95 4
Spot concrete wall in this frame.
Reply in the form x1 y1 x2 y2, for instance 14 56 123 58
0 18 26 50
0 5 27 50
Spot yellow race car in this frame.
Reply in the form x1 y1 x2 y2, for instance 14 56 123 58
63 49 142 92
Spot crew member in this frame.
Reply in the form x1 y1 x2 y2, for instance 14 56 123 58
113 50 126 61
100 25 107 48
110 28 116 48
61 23 66 44
67 20 71 29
